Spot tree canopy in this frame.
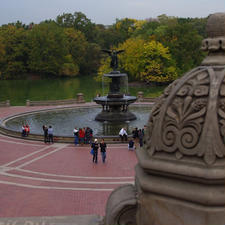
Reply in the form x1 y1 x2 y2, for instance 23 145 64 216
0 12 207 84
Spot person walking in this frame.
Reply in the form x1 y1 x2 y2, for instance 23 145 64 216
100 139 107 163
91 139 99 163
48 125 54 144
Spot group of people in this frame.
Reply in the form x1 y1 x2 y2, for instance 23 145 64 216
119 127 146 150
21 124 30 137
42 125 54 143
91 138 107 164
73 127 93 146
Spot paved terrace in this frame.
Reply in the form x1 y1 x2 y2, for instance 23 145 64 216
0 104 139 218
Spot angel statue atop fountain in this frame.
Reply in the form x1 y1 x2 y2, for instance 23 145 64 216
102 49 125 71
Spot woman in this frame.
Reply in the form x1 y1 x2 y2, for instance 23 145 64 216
91 139 99 164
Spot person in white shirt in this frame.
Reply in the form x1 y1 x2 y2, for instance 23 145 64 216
119 128 128 142
73 127 79 146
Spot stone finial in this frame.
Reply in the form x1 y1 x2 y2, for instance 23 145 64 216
206 13 225 38
201 12 225 65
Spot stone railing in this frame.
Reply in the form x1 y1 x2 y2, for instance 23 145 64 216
26 93 85 106
0 100 10 107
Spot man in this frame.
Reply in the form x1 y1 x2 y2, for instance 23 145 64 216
48 125 54 144
100 139 107 163
43 125 48 143
119 128 128 142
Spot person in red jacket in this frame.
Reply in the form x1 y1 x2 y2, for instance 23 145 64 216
79 128 85 145
25 124 30 136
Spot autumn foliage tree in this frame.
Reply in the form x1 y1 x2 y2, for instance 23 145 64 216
98 38 178 83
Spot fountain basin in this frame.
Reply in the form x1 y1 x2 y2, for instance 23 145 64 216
1 104 152 137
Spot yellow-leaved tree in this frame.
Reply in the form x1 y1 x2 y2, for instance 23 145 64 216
97 38 177 84
119 38 178 83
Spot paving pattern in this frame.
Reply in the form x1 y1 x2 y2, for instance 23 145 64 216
0 106 138 218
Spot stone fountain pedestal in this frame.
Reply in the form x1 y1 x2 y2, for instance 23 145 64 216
94 72 137 122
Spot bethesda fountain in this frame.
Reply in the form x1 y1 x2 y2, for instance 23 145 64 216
94 49 137 122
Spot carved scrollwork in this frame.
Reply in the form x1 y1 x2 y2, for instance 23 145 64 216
145 80 179 152
218 77 225 145
146 67 225 165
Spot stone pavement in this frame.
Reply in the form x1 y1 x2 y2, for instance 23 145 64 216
0 105 138 219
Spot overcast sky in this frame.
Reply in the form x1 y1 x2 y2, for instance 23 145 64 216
1 0 225 25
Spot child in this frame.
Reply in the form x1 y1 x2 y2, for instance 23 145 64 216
128 138 135 150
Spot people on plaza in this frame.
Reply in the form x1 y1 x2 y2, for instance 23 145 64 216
48 125 54 144
91 138 99 163
21 125 26 137
73 127 79 146
79 128 85 145
25 124 30 136
119 127 128 142
22 124 30 137
100 138 107 163
132 127 139 148
85 127 92 144
128 138 135 150
138 129 144 147
43 125 48 143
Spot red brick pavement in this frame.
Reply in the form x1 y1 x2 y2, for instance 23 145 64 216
0 105 138 218
0 135 137 217
0 106 137 217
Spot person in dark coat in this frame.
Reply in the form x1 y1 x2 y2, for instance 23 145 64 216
100 139 107 163
138 129 144 147
91 139 99 163
42 125 48 143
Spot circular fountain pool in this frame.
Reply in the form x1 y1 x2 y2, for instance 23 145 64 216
4 105 152 136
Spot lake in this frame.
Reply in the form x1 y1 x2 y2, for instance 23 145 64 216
0 75 166 105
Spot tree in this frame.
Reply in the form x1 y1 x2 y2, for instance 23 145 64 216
0 25 28 78
56 12 97 42
0 36 6 78
27 22 74 76
98 38 178 83
153 22 205 74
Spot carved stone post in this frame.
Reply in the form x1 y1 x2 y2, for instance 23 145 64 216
135 13 225 225
103 13 225 225
6 100 10 107
76 93 85 104
137 91 144 102
26 99 30 106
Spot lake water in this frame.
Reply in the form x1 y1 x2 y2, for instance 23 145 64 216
0 75 165 105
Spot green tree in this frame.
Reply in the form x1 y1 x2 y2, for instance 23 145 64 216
27 22 76 76
0 25 28 78
56 12 97 42
153 22 205 74
64 28 88 75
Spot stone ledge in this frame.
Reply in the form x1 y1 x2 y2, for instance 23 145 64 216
0 215 102 225
0 100 10 107
26 99 84 106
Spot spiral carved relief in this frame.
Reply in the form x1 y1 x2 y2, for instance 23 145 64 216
146 67 225 165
